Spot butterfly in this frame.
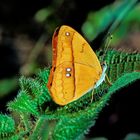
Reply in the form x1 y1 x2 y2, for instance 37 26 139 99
47 25 107 105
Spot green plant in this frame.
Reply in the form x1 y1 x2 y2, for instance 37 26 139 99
82 0 139 44
0 50 140 140
1 1 140 139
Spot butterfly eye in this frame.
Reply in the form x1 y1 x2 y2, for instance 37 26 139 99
65 32 70 36
101 62 106 67
66 73 71 77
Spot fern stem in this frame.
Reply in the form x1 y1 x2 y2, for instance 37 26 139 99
20 113 31 132
30 116 56 140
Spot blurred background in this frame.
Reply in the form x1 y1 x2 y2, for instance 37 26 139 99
0 0 140 139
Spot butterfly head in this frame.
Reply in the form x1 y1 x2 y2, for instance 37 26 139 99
101 61 107 72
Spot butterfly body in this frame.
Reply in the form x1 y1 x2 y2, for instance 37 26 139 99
47 25 104 105
94 63 107 88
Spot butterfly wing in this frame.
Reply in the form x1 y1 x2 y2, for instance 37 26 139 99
47 25 102 105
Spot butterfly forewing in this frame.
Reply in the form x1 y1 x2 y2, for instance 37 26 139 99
47 25 102 105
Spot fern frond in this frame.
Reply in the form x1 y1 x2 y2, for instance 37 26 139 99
98 50 140 82
0 114 15 138
37 68 50 84
7 90 39 116
19 76 51 105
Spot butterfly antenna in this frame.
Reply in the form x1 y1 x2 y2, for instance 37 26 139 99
102 33 113 62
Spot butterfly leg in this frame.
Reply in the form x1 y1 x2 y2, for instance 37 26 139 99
90 88 94 103
105 74 112 86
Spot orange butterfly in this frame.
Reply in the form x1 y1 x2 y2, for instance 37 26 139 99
47 25 107 105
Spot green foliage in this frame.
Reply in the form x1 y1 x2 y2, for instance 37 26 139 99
82 0 139 42
7 91 39 116
0 78 18 98
34 7 53 23
34 0 64 34
1 0 140 139
0 50 140 140
112 3 140 45
102 50 140 82
29 116 49 139
0 114 15 138
124 133 140 140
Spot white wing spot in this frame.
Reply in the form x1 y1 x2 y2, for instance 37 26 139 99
65 32 70 36
66 68 71 72
66 73 71 77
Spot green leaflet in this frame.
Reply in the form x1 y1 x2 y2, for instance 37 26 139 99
0 114 15 138
109 72 140 94
7 91 39 116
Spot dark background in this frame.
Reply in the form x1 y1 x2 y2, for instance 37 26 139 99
0 0 140 140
